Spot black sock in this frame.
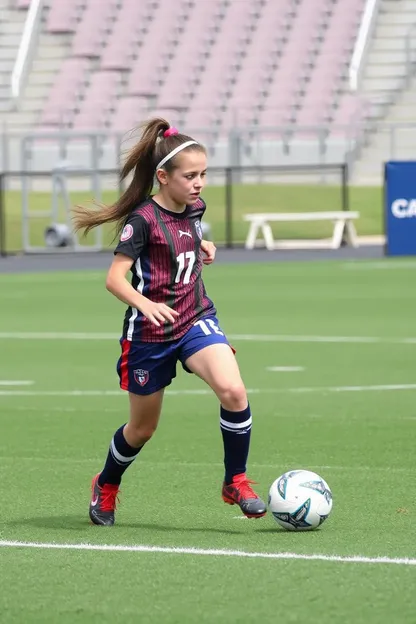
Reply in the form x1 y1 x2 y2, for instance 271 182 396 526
220 403 252 484
98 424 143 486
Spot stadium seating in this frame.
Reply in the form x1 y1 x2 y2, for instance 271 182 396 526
32 0 367 138
44 1 84 33
15 0 31 8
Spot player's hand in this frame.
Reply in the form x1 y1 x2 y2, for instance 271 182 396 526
201 239 216 265
138 300 179 327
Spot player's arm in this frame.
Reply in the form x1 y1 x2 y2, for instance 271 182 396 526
200 238 216 265
106 253 148 310
106 254 179 327
106 215 179 327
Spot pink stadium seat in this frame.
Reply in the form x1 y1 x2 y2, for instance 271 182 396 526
156 1 224 109
188 63 235 114
126 64 159 98
257 107 294 127
111 96 150 134
149 109 183 127
100 2 150 71
179 0 257 126
125 1 182 96
329 94 369 138
250 0 291 38
296 104 331 128
71 0 119 58
331 95 365 125
220 106 257 131
36 0 367 141
72 71 121 130
184 107 220 132
322 2 363 52
215 0 297 131
39 58 89 127
45 0 83 34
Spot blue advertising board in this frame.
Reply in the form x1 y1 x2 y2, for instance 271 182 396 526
385 161 416 256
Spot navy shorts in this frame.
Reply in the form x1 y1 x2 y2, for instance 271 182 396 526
117 315 234 395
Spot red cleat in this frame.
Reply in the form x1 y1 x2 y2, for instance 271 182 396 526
222 473 267 518
89 474 120 526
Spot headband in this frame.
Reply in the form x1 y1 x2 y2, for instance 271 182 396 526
156 140 198 170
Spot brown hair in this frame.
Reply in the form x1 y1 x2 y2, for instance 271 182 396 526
72 117 206 236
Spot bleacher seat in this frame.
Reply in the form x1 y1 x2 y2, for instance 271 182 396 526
39 58 90 127
72 71 121 130
15 0 30 8
35 0 367 142
45 1 84 34
71 0 119 58
111 96 150 133
100 2 150 71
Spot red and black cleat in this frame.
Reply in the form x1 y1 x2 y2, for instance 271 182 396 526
89 473 120 526
222 473 267 519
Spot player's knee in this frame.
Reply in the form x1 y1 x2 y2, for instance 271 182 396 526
138 428 156 444
218 382 247 411
127 422 157 446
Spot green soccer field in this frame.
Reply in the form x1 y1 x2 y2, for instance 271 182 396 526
1 258 415 623
3 182 383 252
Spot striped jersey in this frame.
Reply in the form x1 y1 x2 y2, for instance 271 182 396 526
114 197 216 342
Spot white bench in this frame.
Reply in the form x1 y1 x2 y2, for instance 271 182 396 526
244 211 360 251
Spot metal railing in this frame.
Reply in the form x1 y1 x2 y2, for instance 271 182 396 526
349 0 382 91
11 0 44 104
0 163 349 256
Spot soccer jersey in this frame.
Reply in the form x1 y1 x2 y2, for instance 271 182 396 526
114 197 216 342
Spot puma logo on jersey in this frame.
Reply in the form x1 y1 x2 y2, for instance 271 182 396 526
179 230 192 239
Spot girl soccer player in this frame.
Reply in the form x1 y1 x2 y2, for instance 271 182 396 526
73 118 266 526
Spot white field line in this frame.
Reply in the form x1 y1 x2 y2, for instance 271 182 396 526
342 261 416 270
0 273 105 283
266 366 305 372
0 389 213 397
231 334 383 344
0 331 120 340
1 384 416 398
1 293 26 300
0 405 411 423
0 540 414 566
0 456 413 474
1 405 412 426
0 331 416 345
0 380 34 386
289 384 416 393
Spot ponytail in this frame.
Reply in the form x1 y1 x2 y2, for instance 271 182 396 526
72 117 204 237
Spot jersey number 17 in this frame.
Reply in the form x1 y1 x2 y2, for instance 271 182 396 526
175 251 195 285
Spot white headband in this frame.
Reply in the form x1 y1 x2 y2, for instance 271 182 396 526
156 140 198 170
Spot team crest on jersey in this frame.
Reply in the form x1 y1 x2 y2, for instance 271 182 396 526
133 369 149 386
120 224 133 241
195 220 203 240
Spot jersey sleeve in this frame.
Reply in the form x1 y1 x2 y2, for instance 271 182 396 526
114 213 149 261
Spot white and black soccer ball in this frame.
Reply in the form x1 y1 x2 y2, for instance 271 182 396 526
268 470 333 531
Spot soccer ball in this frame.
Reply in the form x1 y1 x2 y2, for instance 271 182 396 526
268 470 333 531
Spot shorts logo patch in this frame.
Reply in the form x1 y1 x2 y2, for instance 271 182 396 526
133 368 149 386
120 224 133 241
194 220 203 240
